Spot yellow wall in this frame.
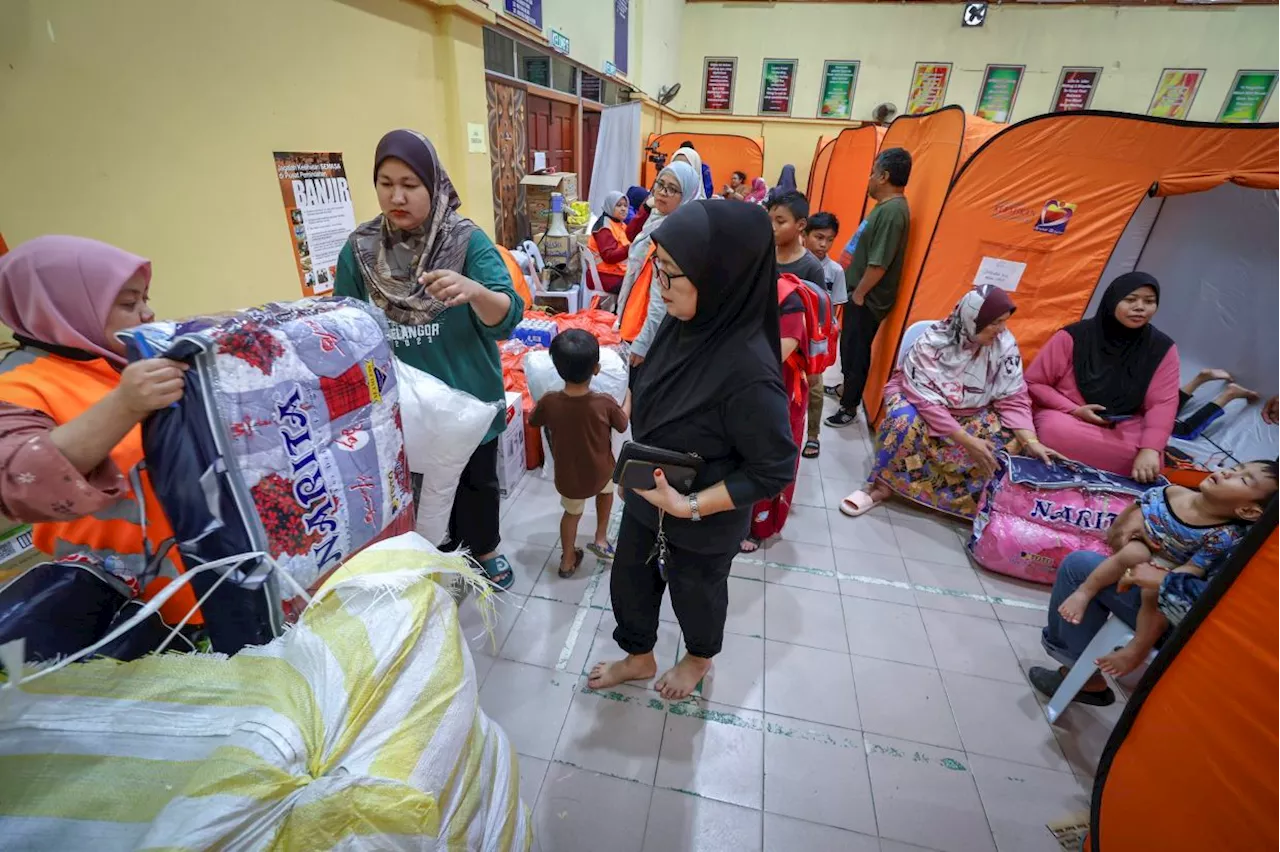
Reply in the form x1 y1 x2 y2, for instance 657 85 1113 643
0 0 495 322
678 3 1279 125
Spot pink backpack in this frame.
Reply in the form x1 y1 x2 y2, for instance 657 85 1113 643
968 453 1164 585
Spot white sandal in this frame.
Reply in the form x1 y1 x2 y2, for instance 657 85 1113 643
839 489 883 518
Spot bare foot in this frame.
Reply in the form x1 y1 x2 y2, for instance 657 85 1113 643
655 654 712 700
1096 645 1145 677
1057 589 1093 625
587 653 657 690
1222 383 1260 404
1198 368 1233 384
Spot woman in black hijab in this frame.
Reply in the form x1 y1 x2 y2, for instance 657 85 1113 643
587 201 798 700
1026 272 1180 482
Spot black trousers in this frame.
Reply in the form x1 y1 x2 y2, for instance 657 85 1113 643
1173 389 1226 440
839 302 881 413
610 510 735 659
413 437 501 556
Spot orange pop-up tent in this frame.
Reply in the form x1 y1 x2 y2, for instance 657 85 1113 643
806 134 838 202
806 125 885 256
640 132 764 197
864 111 1279 425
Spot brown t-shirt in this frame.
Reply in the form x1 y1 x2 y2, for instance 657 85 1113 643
529 391 629 499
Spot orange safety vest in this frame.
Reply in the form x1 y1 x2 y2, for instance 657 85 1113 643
587 219 630 278
0 352 201 625
497 244 533 311
619 245 656 343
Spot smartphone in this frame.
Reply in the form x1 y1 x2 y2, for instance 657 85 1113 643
619 460 698 493
1101 414 1134 425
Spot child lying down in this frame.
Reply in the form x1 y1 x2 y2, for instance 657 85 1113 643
1057 460 1278 676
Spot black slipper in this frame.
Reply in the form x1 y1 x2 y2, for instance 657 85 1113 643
1028 665 1115 707
558 548 585 579
802 439 821 458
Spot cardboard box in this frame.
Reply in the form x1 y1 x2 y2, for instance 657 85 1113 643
497 391 526 498
520 172 578 232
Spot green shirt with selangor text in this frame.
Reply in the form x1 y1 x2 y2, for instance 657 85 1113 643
847 195 910 322
334 228 523 442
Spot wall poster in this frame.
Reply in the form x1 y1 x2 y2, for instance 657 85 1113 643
818 60 860 120
759 58 798 116
974 64 1024 123
1218 70 1278 123
906 62 952 115
1147 68 1205 120
274 152 356 297
1051 67 1102 112
702 57 737 113
614 0 629 75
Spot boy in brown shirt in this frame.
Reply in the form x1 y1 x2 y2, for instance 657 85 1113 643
529 330 631 578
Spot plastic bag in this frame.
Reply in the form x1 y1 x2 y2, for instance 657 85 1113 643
396 360 496 545
523 347 628 404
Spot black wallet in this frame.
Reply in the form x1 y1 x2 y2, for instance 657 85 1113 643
612 441 704 494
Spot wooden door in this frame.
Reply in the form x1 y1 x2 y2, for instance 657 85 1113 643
550 101 575 174
487 79 528 246
581 109 601 200
527 94 552 170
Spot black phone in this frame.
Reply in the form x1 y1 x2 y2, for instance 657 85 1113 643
619 460 698 493
1101 414 1135 425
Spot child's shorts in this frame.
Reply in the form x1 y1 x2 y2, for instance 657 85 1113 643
561 481 616 515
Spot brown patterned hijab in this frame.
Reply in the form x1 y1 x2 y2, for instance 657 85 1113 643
350 129 476 325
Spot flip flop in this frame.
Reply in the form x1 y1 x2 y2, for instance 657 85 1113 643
558 548 585 579
739 538 762 553
839 489 882 518
802 440 821 459
479 554 516 591
586 542 615 561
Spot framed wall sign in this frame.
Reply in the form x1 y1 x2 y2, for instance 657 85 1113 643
1147 68 1205 120
1218 69 1278 123
907 62 952 115
818 60 860 120
759 58 798 116
974 64 1024 123
1051 67 1102 112
702 56 737 113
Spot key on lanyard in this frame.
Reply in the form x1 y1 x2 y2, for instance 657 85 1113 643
648 510 671 582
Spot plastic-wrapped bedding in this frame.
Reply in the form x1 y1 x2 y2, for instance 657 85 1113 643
120 298 414 653
0 534 531 851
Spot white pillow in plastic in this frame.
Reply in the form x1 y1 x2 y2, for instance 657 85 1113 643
524 347 628 404
395 360 496 545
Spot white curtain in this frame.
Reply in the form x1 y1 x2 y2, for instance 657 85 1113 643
588 101 642 215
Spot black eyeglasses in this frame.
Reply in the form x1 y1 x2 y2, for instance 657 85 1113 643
654 261 687 290
653 180 682 197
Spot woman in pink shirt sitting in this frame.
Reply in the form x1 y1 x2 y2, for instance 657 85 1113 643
1025 272 1179 483
841 285 1059 520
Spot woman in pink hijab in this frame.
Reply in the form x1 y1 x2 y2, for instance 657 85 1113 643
0 235 198 624
742 177 768 205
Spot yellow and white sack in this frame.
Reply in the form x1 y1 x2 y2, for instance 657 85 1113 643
0 534 530 851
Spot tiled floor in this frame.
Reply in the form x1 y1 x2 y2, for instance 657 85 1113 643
468 388 1120 852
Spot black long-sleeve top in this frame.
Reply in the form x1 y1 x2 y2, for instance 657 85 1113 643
623 377 798 554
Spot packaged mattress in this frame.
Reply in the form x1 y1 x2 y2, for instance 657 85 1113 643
121 297 413 652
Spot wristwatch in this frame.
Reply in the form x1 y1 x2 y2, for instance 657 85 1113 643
687 493 702 522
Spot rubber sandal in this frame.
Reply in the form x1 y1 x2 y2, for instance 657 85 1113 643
586 542 615 561
823 384 842 399
739 538 762 554
558 548 585 579
802 440 821 459
839 489 882 518
480 554 516 591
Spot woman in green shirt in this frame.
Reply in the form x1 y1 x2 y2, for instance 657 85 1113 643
335 129 523 589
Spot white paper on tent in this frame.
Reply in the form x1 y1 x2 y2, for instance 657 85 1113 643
973 256 1027 292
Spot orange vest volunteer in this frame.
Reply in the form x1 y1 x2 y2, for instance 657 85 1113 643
588 219 631 278
496 244 533 311
619 245 656 343
0 353 201 625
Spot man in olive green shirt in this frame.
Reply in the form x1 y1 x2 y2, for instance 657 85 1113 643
826 147 912 428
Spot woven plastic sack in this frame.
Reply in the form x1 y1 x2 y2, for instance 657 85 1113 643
968 453 1161 585
396 360 496 545
0 534 530 851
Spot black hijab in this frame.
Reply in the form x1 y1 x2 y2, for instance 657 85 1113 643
632 200 783 438
1065 271 1174 417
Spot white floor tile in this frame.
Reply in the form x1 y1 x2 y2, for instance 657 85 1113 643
501 595 600 673
920 609 1024 684
1001 621 1059 676
501 540 553 597
457 592 523 658
517 754 549 811
941 670 1071 772
841 596 935 667
479 660 577 760
968 755 1090 852
835 547 917 606
865 733 996 852
731 555 766 581
891 512 972 568
781 504 833 547
829 509 902 557
656 702 766 809
588 613 683 686
762 540 839 593
792 474 826 508
530 553 608 605
762 716 877 835
851 654 962 750
533 762 653 852
641 788 764 852
904 558 997 619
763 640 860 730
703 632 765 712
554 683 667 784
762 814 881 852
725 576 766 638
765 584 850 653
1048 697 1126 779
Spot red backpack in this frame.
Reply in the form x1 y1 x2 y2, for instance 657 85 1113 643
777 272 838 375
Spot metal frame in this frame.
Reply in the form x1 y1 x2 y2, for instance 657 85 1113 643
974 63 1026 123
701 56 738 114
1051 66 1104 112
758 57 799 117
817 59 860 120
